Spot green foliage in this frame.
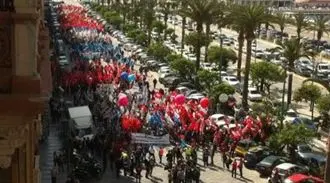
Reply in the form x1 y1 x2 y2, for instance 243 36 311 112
250 99 276 117
293 83 322 103
170 58 196 79
197 69 219 93
207 46 237 70
147 42 171 62
165 54 182 63
152 20 166 34
105 14 123 29
123 23 138 33
250 62 286 94
165 28 175 35
209 83 236 104
316 95 330 113
185 32 211 54
268 124 316 153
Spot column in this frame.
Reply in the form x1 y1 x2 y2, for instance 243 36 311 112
14 22 38 77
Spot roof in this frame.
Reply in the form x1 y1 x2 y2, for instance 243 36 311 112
68 106 92 119
73 116 92 129
276 163 296 170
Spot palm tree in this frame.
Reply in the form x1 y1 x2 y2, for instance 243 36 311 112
274 13 287 41
180 0 219 70
232 5 272 109
142 0 156 45
293 13 307 42
279 39 308 105
204 1 227 63
311 15 330 51
159 1 173 40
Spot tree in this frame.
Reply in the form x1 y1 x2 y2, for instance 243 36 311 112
180 0 219 70
316 94 330 113
250 62 286 95
197 69 219 93
152 20 166 41
106 14 123 29
142 0 156 45
147 42 171 62
208 46 237 71
170 57 196 80
159 1 173 40
293 83 322 103
268 124 316 161
293 13 307 42
209 83 235 105
185 32 211 62
231 5 272 110
311 15 330 51
274 13 287 41
277 38 309 105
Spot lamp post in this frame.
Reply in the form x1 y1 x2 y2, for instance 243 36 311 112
280 65 288 128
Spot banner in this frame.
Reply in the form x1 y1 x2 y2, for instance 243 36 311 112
131 133 170 145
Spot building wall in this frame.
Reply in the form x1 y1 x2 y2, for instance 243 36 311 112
0 0 51 182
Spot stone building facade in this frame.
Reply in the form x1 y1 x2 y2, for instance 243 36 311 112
0 0 52 182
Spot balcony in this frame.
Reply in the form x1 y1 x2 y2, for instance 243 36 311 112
0 0 14 12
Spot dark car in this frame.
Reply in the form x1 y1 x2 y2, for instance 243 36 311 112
295 144 326 177
244 146 274 169
163 76 182 88
255 155 288 177
292 117 316 130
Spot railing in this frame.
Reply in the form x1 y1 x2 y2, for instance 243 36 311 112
0 0 14 12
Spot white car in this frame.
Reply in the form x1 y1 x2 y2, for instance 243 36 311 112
223 76 240 87
158 68 171 75
248 87 263 101
175 86 190 96
201 62 214 71
187 93 204 100
268 163 308 183
209 114 234 127
252 48 264 58
284 109 299 124
222 38 232 46
270 58 282 65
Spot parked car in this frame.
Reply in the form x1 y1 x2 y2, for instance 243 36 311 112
162 76 181 88
223 76 240 89
284 109 299 124
255 156 288 177
292 117 316 130
295 65 313 77
159 72 177 84
209 114 234 127
244 146 274 169
235 139 258 157
284 173 324 183
186 93 205 100
268 163 309 183
248 87 263 101
295 144 326 177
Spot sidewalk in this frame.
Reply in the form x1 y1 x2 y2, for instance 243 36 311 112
39 121 68 183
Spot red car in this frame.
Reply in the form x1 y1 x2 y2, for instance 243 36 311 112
284 173 324 183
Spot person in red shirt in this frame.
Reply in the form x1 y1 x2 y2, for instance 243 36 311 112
231 160 237 178
159 147 164 164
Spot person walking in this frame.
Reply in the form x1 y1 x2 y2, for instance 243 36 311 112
159 147 164 164
231 160 237 178
202 146 210 167
51 165 58 183
153 78 157 89
238 157 244 177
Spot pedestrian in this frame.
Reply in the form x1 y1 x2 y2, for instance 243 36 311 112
153 78 157 89
231 160 237 178
222 152 227 168
238 157 243 177
51 165 58 183
202 147 209 167
225 154 232 170
159 147 164 164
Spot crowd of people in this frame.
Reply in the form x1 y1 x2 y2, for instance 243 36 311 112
48 3 275 183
